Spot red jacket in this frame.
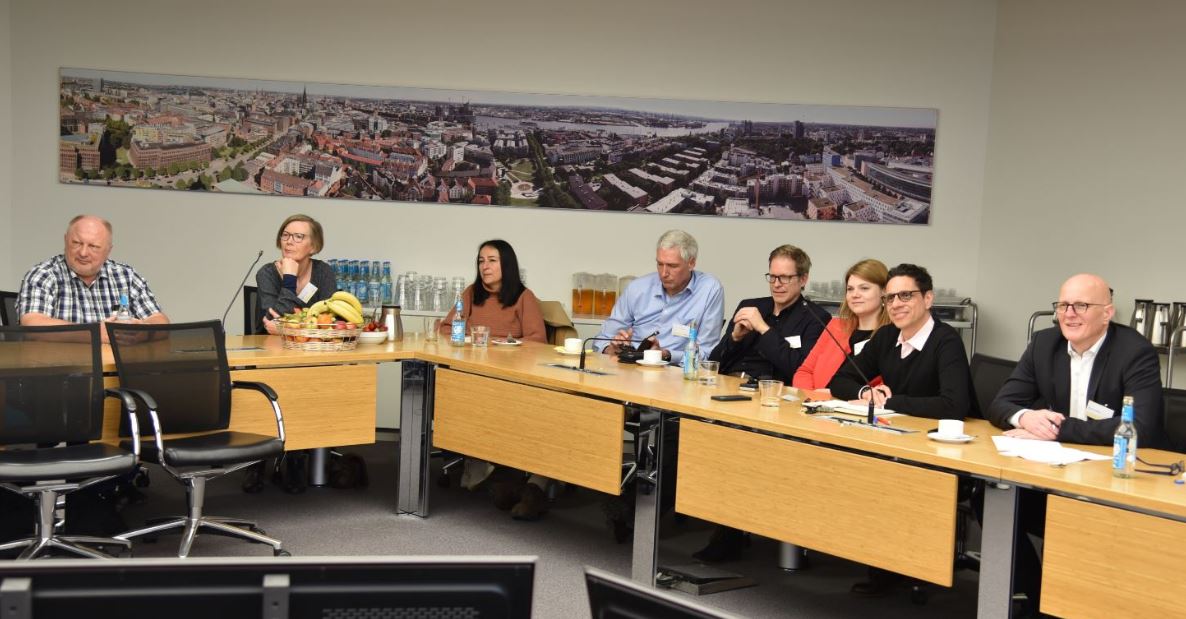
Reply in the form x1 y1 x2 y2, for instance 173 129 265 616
792 317 881 390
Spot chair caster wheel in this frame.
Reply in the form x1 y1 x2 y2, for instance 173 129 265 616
274 548 291 557
910 586 929 605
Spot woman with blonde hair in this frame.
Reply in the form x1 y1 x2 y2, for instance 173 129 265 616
792 258 890 390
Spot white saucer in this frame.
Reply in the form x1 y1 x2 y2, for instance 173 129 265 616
553 346 584 356
927 431 974 444
492 339 522 346
635 359 670 367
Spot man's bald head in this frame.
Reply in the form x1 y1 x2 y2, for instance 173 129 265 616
63 215 114 285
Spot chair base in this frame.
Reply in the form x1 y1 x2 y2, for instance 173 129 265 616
0 486 130 560
116 515 283 558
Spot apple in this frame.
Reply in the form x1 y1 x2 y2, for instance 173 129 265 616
334 320 348 330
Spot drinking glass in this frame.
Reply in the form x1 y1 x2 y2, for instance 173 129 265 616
759 379 784 407
471 325 490 348
423 318 439 342
698 360 719 386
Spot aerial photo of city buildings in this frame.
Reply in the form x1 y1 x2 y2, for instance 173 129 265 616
59 68 938 224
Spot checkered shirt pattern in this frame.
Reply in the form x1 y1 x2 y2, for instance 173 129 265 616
17 255 163 324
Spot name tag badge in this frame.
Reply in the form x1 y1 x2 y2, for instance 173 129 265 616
853 339 869 356
672 323 691 338
785 335 802 349
1085 400 1115 421
298 283 319 304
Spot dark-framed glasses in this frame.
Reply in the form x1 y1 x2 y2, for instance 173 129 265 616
765 273 800 285
1136 456 1185 476
280 232 308 242
882 290 922 304
1052 301 1109 314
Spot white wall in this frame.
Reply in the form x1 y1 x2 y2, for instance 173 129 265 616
5 0 997 331
976 0 1186 360
0 0 13 287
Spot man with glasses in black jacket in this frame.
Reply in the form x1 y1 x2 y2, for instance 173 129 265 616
984 272 1163 615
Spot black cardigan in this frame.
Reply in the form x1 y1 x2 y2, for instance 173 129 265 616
708 296 830 383
828 318 979 420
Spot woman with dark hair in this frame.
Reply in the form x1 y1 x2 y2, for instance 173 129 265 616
438 239 546 343
256 214 337 335
438 240 550 519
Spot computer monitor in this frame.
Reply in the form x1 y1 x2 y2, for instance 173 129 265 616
0 556 534 619
585 567 743 619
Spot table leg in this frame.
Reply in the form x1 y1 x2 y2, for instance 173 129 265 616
631 408 675 585
978 481 1018 618
397 360 434 516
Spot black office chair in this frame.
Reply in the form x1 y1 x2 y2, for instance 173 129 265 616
105 320 288 558
0 323 141 559
242 285 261 335
1164 388 1186 454
970 353 1018 416
0 290 18 326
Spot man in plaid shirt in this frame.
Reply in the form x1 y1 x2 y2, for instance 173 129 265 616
18 215 169 342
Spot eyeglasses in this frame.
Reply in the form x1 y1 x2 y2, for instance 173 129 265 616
882 290 922 304
280 232 308 242
1136 456 1185 476
1052 301 1109 314
765 273 800 285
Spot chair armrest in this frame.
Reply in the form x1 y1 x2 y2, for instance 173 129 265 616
112 387 167 462
104 387 142 459
231 380 286 444
232 380 278 401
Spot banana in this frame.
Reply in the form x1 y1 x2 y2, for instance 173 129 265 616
331 291 363 315
306 300 330 316
327 299 363 325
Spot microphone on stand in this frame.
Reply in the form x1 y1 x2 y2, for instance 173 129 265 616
221 250 265 332
580 331 660 370
800 295 879 426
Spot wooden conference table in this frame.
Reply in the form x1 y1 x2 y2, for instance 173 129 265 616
82 336 1186 618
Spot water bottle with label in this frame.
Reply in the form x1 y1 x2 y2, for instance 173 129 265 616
367 260 382 308
682 321 699 380
450 291 466 347
356 260 371 302
381 261 393 305
1112 395 1137 478
114 293 132 321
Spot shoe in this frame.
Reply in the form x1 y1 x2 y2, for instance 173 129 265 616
510 483 548 521
601 496 633 543
491 480 523 511
241 461 264 494
850 567 904 597
692 526 748 563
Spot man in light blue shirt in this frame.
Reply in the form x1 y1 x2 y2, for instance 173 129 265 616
594 229 724 364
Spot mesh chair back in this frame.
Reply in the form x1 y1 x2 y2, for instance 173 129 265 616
243 285 262 335
1164 388 1186 453
0 323 104 445
970 353 1018 416
107 320 231 436
0 290 18 326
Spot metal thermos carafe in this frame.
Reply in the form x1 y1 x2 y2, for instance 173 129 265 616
1171 302 1186 349
381 305 404 342
1151 302 1171 347
1131 299 1153 339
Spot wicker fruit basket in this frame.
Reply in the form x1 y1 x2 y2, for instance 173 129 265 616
280 321 360 351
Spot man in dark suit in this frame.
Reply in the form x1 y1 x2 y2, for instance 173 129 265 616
985 273 1163 615
988 273 1163 444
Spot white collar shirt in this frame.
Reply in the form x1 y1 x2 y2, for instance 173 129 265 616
896 316 936 360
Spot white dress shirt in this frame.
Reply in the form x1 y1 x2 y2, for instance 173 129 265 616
896 316 935 359
1009 333 1107 427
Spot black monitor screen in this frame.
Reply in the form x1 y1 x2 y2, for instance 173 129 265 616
585 568 740 619
0 556 534 619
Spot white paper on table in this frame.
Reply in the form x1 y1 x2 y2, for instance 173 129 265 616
991 435 1112 465
802 400 901 418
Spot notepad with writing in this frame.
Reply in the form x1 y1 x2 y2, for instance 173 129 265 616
803 399 900 418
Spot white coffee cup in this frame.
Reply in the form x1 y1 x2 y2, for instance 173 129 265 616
937 419 965 437
564 337 583 353
642 349 663 364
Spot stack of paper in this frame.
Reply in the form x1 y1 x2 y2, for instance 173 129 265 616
991 436 1111 465
803 400 900 418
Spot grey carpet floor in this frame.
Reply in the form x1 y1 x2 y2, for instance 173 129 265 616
115 439 980 618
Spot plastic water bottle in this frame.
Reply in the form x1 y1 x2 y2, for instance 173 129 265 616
355 260 371 302
114 293 132 321
367 260 382 308
450 292 466 347
1112 395 1137 478
682 321 699 380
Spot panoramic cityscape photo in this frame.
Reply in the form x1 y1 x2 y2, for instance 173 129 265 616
59 68 938 224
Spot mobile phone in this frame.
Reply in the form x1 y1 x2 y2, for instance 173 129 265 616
711 394 753 402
